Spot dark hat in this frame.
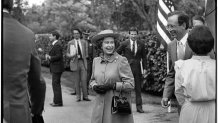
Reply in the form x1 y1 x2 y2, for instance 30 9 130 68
83 30 91 35
91 30 119 44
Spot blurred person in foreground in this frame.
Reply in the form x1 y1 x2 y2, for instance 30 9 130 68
116 27 147 113
90 30 134 123
175 25 215 123
3 0 46 122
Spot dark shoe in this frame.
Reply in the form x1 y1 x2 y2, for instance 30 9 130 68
50 103 63 107
76 99 81 102
70 92 76 95
137 108 145 113
83 98 91 101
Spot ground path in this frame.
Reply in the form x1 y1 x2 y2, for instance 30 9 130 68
42 72 179 123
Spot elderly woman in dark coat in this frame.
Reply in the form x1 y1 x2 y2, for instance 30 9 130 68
90 30 135 123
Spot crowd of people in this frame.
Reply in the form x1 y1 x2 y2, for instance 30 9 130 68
3 0 216 123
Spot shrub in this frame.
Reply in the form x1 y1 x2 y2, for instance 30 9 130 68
141 34 167 94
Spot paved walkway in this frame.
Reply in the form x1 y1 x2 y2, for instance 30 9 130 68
43 77 178 123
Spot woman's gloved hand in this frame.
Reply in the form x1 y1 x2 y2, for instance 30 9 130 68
101 83 116 91
93 85 107 94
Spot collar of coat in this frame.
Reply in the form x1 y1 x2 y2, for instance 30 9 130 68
100 52 119 63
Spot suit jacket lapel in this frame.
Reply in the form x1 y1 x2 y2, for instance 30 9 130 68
184 43 193 59
50 41 58 52
171 41 177 63
135 40 141 56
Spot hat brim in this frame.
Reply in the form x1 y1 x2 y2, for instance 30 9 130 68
91 33 120 44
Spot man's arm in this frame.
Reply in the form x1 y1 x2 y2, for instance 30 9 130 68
161 45 175 107
141 41 147 72
116 41 125 55
50 44 63 62
28 42 46 115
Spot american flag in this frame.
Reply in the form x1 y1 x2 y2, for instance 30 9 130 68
157 0 175 49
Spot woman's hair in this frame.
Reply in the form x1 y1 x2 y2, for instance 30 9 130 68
95 37 120 52
187 25 214 55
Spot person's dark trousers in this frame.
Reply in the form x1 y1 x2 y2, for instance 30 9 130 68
130 62 143 110
87 59 92 90
52 72 63 104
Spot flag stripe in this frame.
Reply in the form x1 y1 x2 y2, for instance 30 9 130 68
157 18 171 39
158 3 168 19
158 9 168 26
157 21 171 44
159 0 171 14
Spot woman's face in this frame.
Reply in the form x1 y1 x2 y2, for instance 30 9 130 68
101 37 115 55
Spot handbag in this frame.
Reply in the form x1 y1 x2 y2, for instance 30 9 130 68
111 84 131 115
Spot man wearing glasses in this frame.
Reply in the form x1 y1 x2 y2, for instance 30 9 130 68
161 11 192 114
161 11 215 114
66 28 91 102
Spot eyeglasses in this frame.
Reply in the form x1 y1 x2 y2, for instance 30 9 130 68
165 24 179 30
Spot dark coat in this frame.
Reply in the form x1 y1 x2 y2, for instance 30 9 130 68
49 41 65 73
116 39 147 73
3 12 46 123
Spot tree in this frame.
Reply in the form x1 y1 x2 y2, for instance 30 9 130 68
25 0 97 35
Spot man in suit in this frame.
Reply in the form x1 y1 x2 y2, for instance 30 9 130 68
83 30 96 94
3 0 46 122
161 11 215 112
116 27 147 113
66 28 91 102
46 31 65 106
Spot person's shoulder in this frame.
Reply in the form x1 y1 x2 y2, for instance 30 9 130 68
175 60 185 68
68 40 74 44
10 18 34 36
120 39 129 45
115 53 128 62
93 57 101 62
80 39 86 43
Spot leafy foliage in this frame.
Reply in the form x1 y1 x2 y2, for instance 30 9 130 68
141 34 167 93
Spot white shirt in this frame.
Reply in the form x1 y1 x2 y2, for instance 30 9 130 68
130 39 137 54
74 39 83 57
174 56 215 105
52 40 58 45
177 33 188 54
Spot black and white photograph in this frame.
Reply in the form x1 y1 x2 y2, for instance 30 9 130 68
2 0 216 123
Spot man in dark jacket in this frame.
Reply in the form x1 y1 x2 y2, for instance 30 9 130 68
3 0 46 122
116 27 147 113
46 31 65 106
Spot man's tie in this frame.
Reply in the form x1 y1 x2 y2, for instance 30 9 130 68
132 41 136 55
77 41 82 58
177 41 184 60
